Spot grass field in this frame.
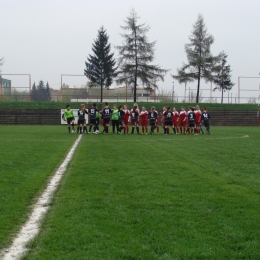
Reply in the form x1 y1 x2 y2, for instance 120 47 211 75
1 126 260 259
0 126 77 250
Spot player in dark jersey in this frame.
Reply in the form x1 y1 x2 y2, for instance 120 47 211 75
202 107 211 134
118 105 125 134
161 106 167 134
95 108 101 134
164 106 173 135
130 105 140 134
185 107 197 135
78 104 87 134
148 106 158 134
102 102 112 134
88 103 99 134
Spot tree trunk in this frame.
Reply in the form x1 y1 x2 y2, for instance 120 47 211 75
196 66 201 103
134 27 137 103
100 78 103 103
221 88 224 104
184 83 187 101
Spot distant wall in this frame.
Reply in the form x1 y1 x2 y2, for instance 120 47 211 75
0 109 259 126
0 109 60 125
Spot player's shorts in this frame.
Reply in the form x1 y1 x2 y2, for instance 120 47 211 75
195 121 200 127
173 121 178 127
141 120 148 126
165 121 172 126
150 121 156 126
90 119 96 125
103 118 110 124
180 121 186 127
67 117 74 124
132 120 138 126
78 119 85 125
189 122 195 127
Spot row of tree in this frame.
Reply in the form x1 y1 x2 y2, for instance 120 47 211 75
84 10 234 103
31 80 51 101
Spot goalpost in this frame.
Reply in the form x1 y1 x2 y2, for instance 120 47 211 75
238 76 260 104
238 76 260 126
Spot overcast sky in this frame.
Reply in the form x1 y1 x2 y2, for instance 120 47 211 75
1 0 260 101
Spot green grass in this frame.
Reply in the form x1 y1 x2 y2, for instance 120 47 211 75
0 101 259 111
0 126 77 250
19 127 260 259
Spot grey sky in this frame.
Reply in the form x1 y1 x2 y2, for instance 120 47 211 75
1 0 260 101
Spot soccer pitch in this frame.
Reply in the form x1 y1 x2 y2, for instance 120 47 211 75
1 126 260 259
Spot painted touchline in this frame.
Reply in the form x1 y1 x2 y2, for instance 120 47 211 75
1 135 82 260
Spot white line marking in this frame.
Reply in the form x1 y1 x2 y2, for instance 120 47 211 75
1 135 82 260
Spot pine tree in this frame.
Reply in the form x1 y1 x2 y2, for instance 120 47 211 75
31 80 51 101
116 9 168 102
31 82 37 101
213 51 235 103
174 14 218 103
46 82 51 101
37 80 45 101
84 26 116 102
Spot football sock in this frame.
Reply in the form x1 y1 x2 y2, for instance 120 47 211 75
77 126 79 134
145 127 148 133
68 126 70 133
173 128 176 134
72 123 75 130
186 127 190 133
131 127 135 134
93 126 96 132
79 127 82 133
89 125 92 132
142 126 144 134
157 126 159 133
83 126 86 133
137 127 140 134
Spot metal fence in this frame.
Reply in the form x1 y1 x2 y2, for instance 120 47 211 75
0 93 259 104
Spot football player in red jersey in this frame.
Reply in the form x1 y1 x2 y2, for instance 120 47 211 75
140 106 148 134
161 106 167 134
179 106 187 134
123 105 130 134
172 107 179 134
195 105 202 134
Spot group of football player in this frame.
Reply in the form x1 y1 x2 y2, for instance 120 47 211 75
63 103 211 135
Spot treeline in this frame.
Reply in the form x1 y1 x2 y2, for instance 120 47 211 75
84 10 235 104
31 80 51 101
